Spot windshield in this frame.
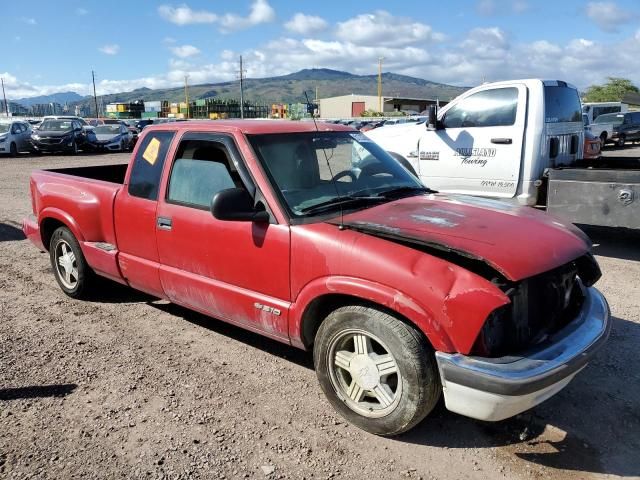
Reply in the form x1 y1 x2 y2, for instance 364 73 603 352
0 124 10 134
95 125 120 134
39 120 73 131
594 113 624 125
248 131 425 218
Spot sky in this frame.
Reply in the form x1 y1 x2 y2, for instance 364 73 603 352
2 0 640 99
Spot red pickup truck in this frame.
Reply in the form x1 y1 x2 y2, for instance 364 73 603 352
23 120 610 435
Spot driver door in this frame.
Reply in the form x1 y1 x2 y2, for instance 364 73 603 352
418 84 527 198
155 133 291 341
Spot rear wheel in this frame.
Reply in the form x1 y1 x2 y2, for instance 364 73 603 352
49 226 95 298
314 305 441 436
616 134 626 147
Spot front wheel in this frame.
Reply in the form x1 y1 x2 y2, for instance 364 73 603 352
9 142 18 157
71 140 79 155
599 133 607 146
314 305 441 436
49 226 95 298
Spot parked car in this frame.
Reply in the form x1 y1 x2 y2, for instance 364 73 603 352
23 120 610 436
42 115 93 133
134 119 154 130
589 113 617 146
583 130 601 160
605 112 640 147
30 119 93 154
0 120 32 156
92 124 133 151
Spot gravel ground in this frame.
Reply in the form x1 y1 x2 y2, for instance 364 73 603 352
1 152 639 480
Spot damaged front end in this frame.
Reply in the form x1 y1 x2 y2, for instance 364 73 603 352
472 253 602 357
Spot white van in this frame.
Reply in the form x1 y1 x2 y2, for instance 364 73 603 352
582 102 627 125
365 79 584 206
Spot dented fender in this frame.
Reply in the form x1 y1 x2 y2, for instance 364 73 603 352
290 269 509 355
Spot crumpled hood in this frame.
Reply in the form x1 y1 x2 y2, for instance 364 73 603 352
337 194 592 281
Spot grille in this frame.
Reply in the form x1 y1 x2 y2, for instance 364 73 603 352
473 260 588 357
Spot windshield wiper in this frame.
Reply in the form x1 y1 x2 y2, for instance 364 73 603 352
299 195 385 215
375 185 434 199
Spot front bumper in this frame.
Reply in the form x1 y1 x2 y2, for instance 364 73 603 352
435 286 610 421
30 139 76 152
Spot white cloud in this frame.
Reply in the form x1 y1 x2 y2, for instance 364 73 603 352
586 2 631 32
99 44 120 55
284 13 327 35
22 17 37 25
336 11 440 48
170 45 201 58
76 8 88 16
477 0 496 15
158 4 217 25
219 0 275 32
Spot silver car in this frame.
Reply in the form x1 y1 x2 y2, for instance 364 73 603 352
0 120 32 156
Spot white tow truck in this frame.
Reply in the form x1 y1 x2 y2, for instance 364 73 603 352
365 79 640 229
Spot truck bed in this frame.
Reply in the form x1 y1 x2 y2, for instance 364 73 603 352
47 163 128 185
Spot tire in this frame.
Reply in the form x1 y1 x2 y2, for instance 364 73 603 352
388 152 419 178
599 133 607 146
616 134 626 147
9 142 17 157
314 305 441 436
49 226 95 299
71 140 79 155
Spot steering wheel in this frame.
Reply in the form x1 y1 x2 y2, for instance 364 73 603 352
331 170 357 182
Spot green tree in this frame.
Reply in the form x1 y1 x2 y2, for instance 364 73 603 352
583 77 639 102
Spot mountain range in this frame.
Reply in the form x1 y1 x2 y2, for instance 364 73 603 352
13 69 469 110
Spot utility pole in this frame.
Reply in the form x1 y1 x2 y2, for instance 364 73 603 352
378 57 384 113
239 55 246 119
92 70 99 118
1 77 9 117
184 75 190 119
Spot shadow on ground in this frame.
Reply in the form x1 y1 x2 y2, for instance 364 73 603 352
580 225 640 262
0 222 26 242
0 384 77 400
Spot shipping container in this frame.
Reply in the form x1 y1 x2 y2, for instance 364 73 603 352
142 111 159 119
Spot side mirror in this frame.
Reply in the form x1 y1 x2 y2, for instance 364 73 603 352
427 105 440 131
211 187 270 223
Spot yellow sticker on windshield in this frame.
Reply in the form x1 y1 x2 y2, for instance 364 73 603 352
142 137 161 165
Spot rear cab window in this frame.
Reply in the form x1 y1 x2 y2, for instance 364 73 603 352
128 131 176 200
544 86 582 123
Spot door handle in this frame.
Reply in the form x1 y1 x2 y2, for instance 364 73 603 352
157 216 172 230
491 137 512 144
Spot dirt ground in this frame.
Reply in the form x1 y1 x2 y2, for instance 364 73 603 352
1 151 639 480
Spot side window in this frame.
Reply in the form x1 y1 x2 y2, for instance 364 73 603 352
128 131 175 200
11 123 20 134
632 113 640 124
443 87 518 128
166 139 244 210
